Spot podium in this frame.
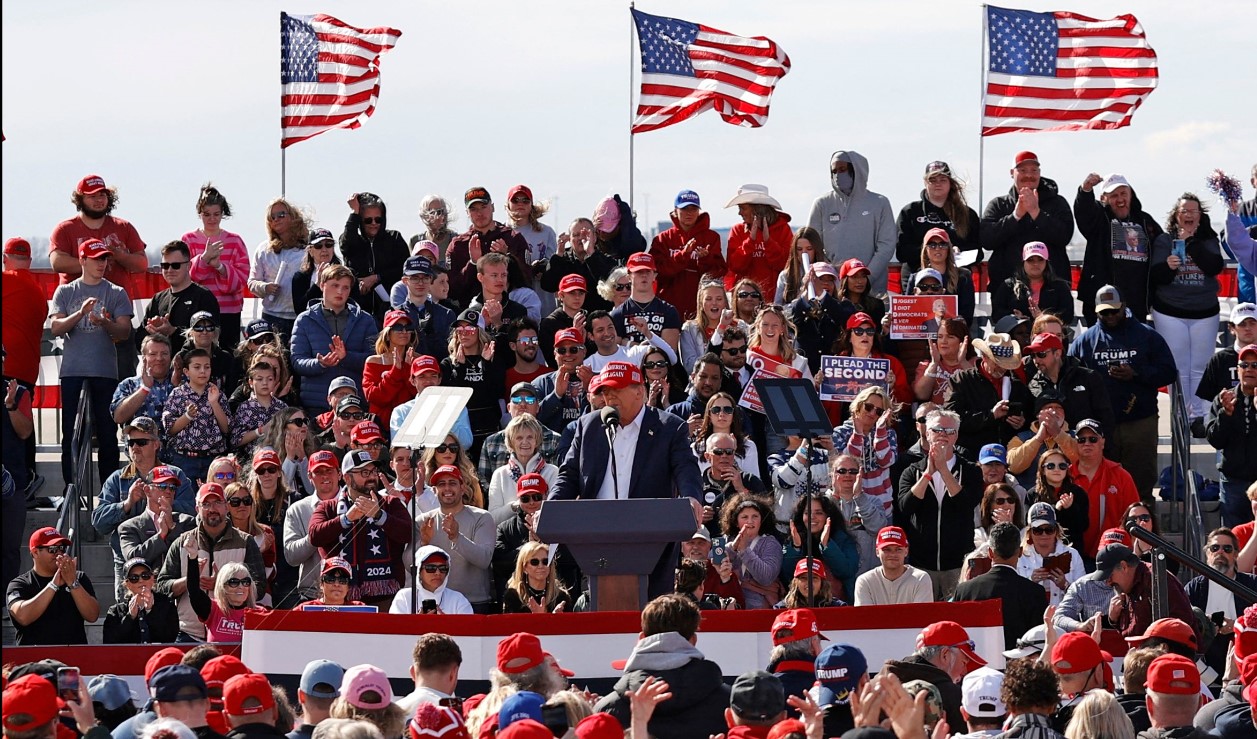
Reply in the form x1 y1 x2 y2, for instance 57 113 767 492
536 499 697 611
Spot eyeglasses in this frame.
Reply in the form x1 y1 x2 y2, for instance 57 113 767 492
1076 436 1101 444
850 327 876 337
321 574 351 584
226 577 253 588
928 426 958 435
613 283 631 292
1128 513 1153 524
917 283 943 292
1031 526 1057 536
1208 543 1237 554
388 325 412 333
554 346 583 356
527 557 550 567
339 412 367 421
1043 462 1068 471
154 483 177 492
192 325 217 333
709 448 736 457
721 345 747 355
835 467 859 475
127 438 154 448
358 442 384 450
510 395 539 404
863 405 885 416
709 405 734 415
1032 350 1054 359
925 242 949 249
288 417 309 427
737 291 762 300
1238 362 1257 370
37 545 69 555
126 572 154 583
642 360 669 370
160 262 189 270
435 443 459 454
255 466 280 475
362 217 383 225
227 496 253 507
519 494 545 504
213 471 237 481
422 564 450 574
515 336 538 345
994 497 1016 505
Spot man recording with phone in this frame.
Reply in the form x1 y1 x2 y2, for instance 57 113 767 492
1184 527 1257 679
307 450 410 609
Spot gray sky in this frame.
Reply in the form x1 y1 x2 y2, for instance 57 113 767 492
3 1 1254 260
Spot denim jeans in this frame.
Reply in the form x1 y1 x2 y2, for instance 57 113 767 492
167 451 212 488
1219 474 1255 528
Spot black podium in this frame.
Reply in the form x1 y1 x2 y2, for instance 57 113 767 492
536 499 697 611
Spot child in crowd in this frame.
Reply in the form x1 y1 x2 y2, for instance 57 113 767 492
163 347 232 483
228 358 288 457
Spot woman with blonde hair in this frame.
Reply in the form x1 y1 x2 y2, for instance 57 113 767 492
503 541 572 614
487 414 557 521
184 549 266 643
894 160 980 270
831 385 898 511
257 407 318 496
597 267 631 310
1063 689 1135 739
329 665 406 739
248 197 310 341
680 280 731 370
906 229 975 323
691 393 759 478
362 310 418 420
421 434 483 508
222 478 277 605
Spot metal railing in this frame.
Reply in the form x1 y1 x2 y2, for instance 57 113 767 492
1167 378 1202 554
1128 523 1257 622
55 382 98 549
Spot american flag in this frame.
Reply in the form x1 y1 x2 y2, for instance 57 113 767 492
280 13 402 149
631 9 790 135
982 6 1158 137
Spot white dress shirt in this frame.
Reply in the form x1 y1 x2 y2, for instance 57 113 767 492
597 404 646 500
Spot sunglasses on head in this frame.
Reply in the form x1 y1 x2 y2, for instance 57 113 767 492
709 405 734 415
288 417 309 426
362 217 383 225
642 360 669 370
554 346 583 356
721 345 747 355
1208 543 1237 554
126 571 154 583
850 327 876 337
322 574 351 584
227 496 253 507
127 438 154 448
160 261 189 270
519 493 545 504
737 291 762 300
1043 462 1068 471
709 448 736 457
435 443 459 453
1031 525 1057 536
422 564 450 574
226 577 253 588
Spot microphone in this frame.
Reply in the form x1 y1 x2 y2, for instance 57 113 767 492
599 406 621 432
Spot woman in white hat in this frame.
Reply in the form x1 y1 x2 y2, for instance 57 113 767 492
723 184 794 303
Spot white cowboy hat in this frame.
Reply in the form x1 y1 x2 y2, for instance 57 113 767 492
972 333 1022 371
724 184 783 210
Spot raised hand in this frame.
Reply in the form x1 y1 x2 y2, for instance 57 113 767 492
490 238 509 255
1082 173 1104 192
420 516 436 545
468 235 483 262
820 518 832 548
183 533 200 561
627 676 672 739
441 512 460 540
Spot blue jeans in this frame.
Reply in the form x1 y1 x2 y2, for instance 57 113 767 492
1238 264 1255 305
1219 474 1255 528
59 376 121 489
167 451 213 487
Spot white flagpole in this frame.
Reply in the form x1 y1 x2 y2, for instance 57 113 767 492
628 2 636 210
978 5 988 212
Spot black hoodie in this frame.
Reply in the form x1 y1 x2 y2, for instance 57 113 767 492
980 176 1075 293
1074 186 1164 324
340 193 410 322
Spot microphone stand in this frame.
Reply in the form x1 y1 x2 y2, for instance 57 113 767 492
409 440 427 615
803 436 815 605
605 422 620 499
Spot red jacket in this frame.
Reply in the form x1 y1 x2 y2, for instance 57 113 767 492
652 211 726 321
724 213 793 303
1072 458 1140 556
362 360 415 420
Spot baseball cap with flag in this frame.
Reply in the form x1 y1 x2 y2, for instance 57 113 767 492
1146 654 1200 695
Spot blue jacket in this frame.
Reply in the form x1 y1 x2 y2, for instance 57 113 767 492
1067 317 1177 423
390 289 456 361
534 369 589 432
91 465 196 564
291 301 378 412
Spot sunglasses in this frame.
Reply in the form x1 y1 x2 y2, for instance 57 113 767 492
160 262 189 270
614 283 631 291
917 283 943 292
227 496 253 507
721 345 747 355
1238 362 1257 370
310 243 334 250
423 208 447 217
519 494 545 504
915 416 928 424
928 426 958 436
339 412 367 421
709 405 734 415
322 574 351 584
1076 436 1101 444
1098 309 1121 317
994 497 1016 505
249 335 276 344
192 325 217 333
388 325 412 333
1208 543 1237 554
226 577 253 588
1031 526 1057 536
213 471 237 481
925 242 949 249
737 291 762 300
834 467 859 475
154 483 177 492
1032 350 1054 359
709 448 736 457
362 217 383 225
554 346 583 356
1128 513 1153 524
127 438 154 448
255 466 280 475
37 545 69 554
510 395 539 404
1043 462 1068 471
435 443 459 453
516 336 539 345
126 572 154 583
642 360 669 370
527 557 551 567
269 212 289 220
422 564 450 574
863 405 885 416
851 327 876 337
288 417 309 427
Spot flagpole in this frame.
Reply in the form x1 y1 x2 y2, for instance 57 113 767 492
628 1 636 210
281 148 287 198
977 4 988 212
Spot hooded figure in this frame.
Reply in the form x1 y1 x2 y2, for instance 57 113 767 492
340 192 410 323
1075 175 1165 324
807 150 896 298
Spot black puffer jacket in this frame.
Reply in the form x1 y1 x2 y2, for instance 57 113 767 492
945 365 1035 457
980 176 1075 292
895 192 982 269
594 632 730 739
1026 355 1116 438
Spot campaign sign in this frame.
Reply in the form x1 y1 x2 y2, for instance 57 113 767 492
889 294 958 340
739 349 802 414
819 356 890 402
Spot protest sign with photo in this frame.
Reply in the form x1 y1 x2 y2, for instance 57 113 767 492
738 349 802 414
889 294 958 340
819 355 891 402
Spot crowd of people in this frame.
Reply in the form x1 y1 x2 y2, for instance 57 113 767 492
4 157 1257 737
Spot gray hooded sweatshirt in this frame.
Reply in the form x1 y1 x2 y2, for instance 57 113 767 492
808 150 897 297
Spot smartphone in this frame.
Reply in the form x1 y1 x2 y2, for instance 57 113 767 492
421 599 439 614
1007 401 1025 417
710 536 728 566
1108 359 1124 369
1212 611 1226 628
540 704 569 737
1172 239 1187 261
57 667 81 703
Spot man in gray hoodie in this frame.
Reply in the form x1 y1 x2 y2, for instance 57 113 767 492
595 594 730 739
808 150 896 297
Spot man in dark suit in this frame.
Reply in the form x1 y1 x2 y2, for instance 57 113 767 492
551 360 703 598
1185 527 1257 678
953 521 1048 650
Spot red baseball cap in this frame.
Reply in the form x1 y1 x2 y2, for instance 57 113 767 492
430 465 462 484
77 174 107 195
771 608 827 646
498 719 550 739
573 714 622 739
1050 632 1103 674
1240 344 1257 360
626 252 656 272
922 227 951 245
252 448 281 469
558 274 587 293
321 557 352 577
197 482 226 505
308 450 338 473
1026 333 1063 354
201 655 250 689
507 185 534 203
875 526 908 550
497 633 546 674
3 237 31 257
516 473 548 497
2 675 59 732
839 258 870 280
383 310 412 329
597 361 642 390
1146 654 1200 695
1127 618 1198 651
223 673 275 716
351 420 384 444
587 374 607 395
1014 151 1039 166
846 312 875 330
766 720 807 739
410 355 441 377
78 238 111 259
150 465 179 486
919 622 987 667
145 647 186 684
554 328 584 346
545 652 575 678
1099 528 1132 548
793 558 829 580
28 526 70 550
